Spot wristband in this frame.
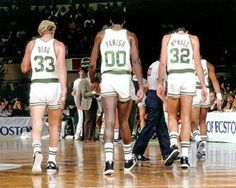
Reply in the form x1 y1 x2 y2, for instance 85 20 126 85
216 93 222 100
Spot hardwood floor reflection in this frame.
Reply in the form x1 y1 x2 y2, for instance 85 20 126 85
1 137 236 187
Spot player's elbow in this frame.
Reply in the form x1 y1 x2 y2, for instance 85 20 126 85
21 67 27 74
21 64 29 74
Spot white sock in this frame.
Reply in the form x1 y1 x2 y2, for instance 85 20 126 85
169 132 178 146
193 130 202 143
32 140 41 156
104 143 114 162
48 147 58 163
181 141 190 158
123 143 132 161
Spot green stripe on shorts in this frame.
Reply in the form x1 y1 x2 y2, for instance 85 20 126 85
168 69 195 75
30 102 46 106
31 78 59 83
102 70 131 75
167 93 180 98
181 91 196 96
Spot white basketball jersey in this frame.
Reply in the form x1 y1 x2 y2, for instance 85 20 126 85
30 38 58 81
100 29 131 73
196 59 209 89
167 33 194 74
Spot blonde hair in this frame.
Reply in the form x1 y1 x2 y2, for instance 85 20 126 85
38 20 57 36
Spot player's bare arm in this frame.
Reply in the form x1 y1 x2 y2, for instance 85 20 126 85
191 35 207 100
129 31 144 102
56 40 67 104
21 40 35 74
157 34 169 100
89 31 104 82
208 62 222 108
208 63 221 94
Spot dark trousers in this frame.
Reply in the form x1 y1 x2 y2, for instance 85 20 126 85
83 98 97 141
132 90 170 158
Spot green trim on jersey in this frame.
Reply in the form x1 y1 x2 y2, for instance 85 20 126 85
31 78 59 83
168 68 195 75
102 70 131 75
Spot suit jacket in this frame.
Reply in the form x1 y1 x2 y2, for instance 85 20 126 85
79 78 94 111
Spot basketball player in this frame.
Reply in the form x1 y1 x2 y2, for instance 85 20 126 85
191 59 222 158
157 27 207 168
21 20 67 174
89 8 144 175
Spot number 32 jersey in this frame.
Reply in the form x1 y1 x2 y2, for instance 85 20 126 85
100 29 131 74
30 38 58 81
167 33 194 74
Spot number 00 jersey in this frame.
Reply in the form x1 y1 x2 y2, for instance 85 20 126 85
167 33 194 74
100 29 131 74
30 38 58 82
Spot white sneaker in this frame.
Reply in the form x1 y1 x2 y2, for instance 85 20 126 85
32 152 43 174
196 141 205 158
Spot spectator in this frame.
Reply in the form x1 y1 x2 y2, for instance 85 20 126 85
209 91 219 112
223 91 236 111
0 100 8 117
11 100 28 116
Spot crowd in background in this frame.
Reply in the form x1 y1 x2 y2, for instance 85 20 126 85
0 82 29 117
0 2 123 58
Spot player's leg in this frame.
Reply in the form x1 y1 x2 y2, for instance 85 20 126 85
118 100 137 171
102 96 117 175
179 95 193 168
47 108 62 174
167 97 180 147
166 97 181 165
31 105 46 174
198 107 209 158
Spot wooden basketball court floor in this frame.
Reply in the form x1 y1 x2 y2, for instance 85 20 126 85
1 137 236 188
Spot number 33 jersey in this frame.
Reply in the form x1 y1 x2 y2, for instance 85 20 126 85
30 38 58 82
167 33 194 74
100 29 131 74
